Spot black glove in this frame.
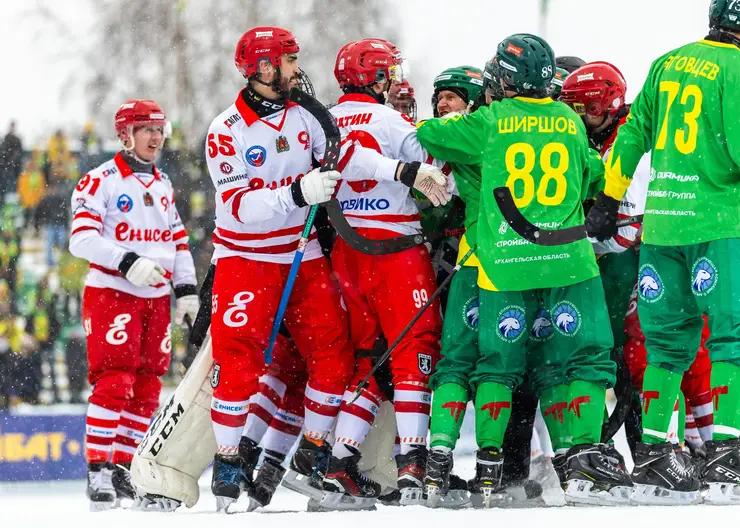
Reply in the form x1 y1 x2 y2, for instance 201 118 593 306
585 191 620 241
396 161 421 187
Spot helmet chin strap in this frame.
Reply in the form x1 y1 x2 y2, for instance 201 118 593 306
119 125 158 164
252 66 288 99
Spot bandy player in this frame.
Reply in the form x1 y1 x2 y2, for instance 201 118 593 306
204 26 448 510
69 100 199 511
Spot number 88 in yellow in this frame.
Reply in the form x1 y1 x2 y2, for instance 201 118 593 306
505 142 569 208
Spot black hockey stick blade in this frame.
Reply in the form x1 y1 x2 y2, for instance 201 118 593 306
288 87 340 169
494 186 643 246
324 199 427 255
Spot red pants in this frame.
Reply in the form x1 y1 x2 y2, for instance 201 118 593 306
83 287 170 462
331 235 442 396
210 256 352 402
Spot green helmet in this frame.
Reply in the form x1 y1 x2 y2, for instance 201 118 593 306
546 67 570 99
709 0 740 32
489 33 555 99
432 65 485 116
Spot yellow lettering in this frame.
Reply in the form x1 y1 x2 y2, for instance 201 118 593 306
527 116 538 131
664 55 676 70
568 119 577 135
48 433 65 461
498 118 514 134
674 56 687 72
555 117 567 133
700 61 713 78
684 57 696 75
690 59 705 77
539 117 554 133
708 64 720 81
515 117 527 133
25 434 48 462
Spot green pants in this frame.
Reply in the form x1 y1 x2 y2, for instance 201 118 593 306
431 265 479 391
638 239 740 371
598 247 639 349
474 275 616 394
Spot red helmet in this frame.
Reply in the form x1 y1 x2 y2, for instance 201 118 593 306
363 38 403 61
560 61 627 118
334 39 403 90
391 79 415 98
114 99 167 139
234 26 300 78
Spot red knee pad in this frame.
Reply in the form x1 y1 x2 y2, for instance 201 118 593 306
126 373 162 418
88 369 136 412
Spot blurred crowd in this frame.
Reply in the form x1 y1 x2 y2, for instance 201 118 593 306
0 120 215 410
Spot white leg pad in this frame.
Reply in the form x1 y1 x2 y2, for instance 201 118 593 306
358 400 399 492
130 334 218 508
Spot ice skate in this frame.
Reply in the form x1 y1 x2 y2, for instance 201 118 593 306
469 448 505 508
281 436 329 501
631 441 701 505
396 446 427 505
247 457 286 511
211 454 245 512
704 439 740 505
86 462 116 512
111 462 136 506
564 444 633 506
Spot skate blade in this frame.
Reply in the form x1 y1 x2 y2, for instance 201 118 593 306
632 484 701 506
131 494 181 512
399 487 424 506
425 485 442 508
700 482 740 505
313 491 377 511
89 499 116 512
245 497 263 512
215 495 237 513
427 488 471 509
565 479 634 506
470 488 507 509
281 470 324 501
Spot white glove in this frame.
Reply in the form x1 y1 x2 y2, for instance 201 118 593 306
174 294 199 326
125 257 167 287
411 163 452 207
295 167 341 206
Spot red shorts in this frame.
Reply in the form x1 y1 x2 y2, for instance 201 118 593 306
83 287 171 416
331 234 442 395
210 256 352 401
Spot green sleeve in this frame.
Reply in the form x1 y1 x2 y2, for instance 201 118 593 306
723 59 740 169
584 148 605 200
416 108 492 166
604 62 658 199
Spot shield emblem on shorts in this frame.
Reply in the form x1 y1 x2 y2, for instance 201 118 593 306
211 364 221 388
417 353 433 375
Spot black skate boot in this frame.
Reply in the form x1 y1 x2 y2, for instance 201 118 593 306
631 441 701 505
396 446 427 505
425 448 453 508
86 462 116 512
377 488 401 506
704 438 740 504
469 448 505 508
211 454 246 512
111 462 136 504
247 455 286 511
238 436 262 492
565 443 633 506
282 435 330 501
323 452 382 498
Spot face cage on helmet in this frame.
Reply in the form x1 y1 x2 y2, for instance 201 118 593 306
297 70 315 97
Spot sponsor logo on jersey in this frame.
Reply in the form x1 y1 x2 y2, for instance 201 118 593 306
116 194 133 213
497 305 526 343
334 113 373 128
217 173 249 186
506 43 523 57
219 161 233 174
210 364 220 388
101 167 119 178
275 135 290 153
340 197 391 211
551 301 581 336
211 401 247 413
325 395 342 405
417 353 433 375
143 192 154 206
224 113 242 128
530 307 554 342
115 222 172 242
246 145 267 167
462 296 479 331
638 264 664 303
691 257 718 296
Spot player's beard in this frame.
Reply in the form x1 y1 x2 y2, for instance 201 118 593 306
279 73 300 96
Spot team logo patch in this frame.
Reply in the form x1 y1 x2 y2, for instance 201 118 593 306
497 305 526 343
638 264 664 303
275 135 290 153
211 364 220 388
691 257 718 296
219 161 233 174
418 353 433 375
551 301 581 336
143 192 154 206
530 307 554 342
116 194 133 213
462 296 479 331
246 145 267 167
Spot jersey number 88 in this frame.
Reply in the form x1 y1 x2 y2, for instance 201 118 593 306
505 142 568 208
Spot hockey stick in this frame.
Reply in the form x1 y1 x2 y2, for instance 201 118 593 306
494 186 643 247
349 244 477 404
264 88 341 364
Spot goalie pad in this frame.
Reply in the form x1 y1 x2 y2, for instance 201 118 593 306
130 334 217 508
358 400 399 492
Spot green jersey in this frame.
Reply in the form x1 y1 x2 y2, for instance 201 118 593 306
416 97 601 292
604 39 740 245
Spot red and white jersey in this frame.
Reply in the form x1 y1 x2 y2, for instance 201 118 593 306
591 114 650 255
206 91 399 264
331 93 428 237
69 153 196 298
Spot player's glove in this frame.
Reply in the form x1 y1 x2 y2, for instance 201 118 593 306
291 167 341 207
585 191 620 241
174 285 199 327
397 161 451 207
119 253 167 287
